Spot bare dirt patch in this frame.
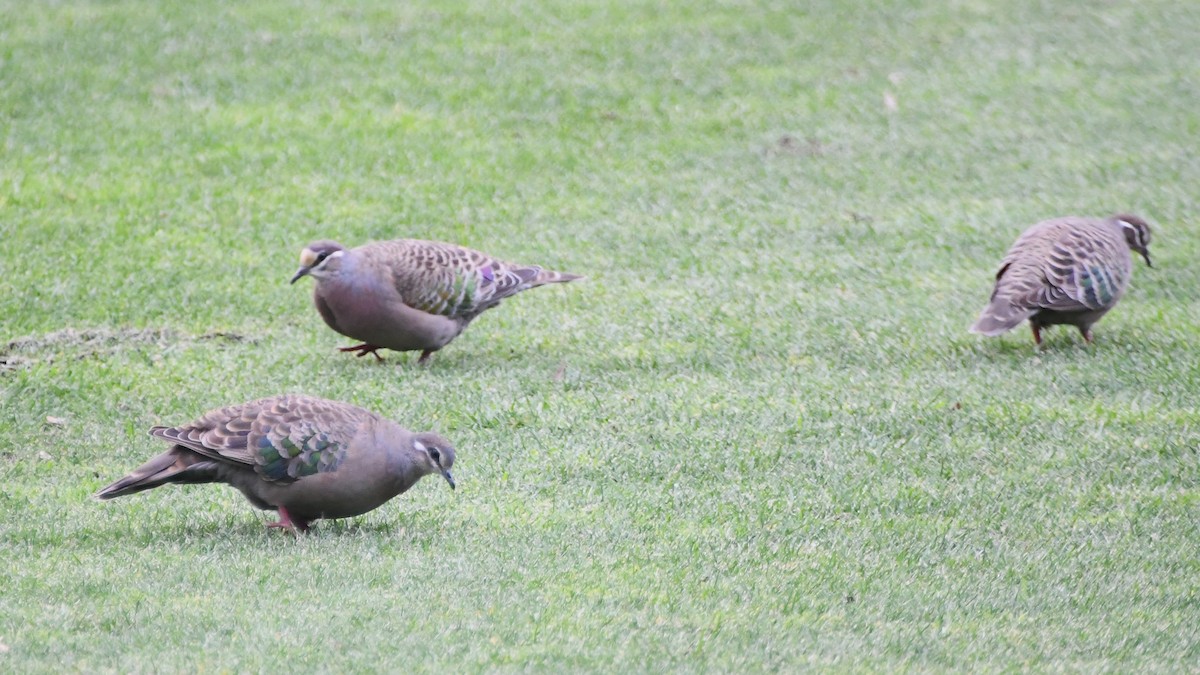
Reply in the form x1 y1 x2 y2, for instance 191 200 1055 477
0 328 254 373
762 133 829 158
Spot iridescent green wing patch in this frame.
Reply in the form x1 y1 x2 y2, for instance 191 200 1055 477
449 270 480 315
1076 263 1124 308
252 421 347 483
413 269 482 317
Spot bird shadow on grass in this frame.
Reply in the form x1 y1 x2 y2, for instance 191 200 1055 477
946 331 1093 358
69 509 444 549
316 346 474 372
936 325 1169 378
318 345 602 390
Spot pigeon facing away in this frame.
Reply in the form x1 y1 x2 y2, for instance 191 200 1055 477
970 214 1152 345
290 238 582 363
96 395 456 532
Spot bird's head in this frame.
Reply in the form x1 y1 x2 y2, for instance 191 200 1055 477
290 241 347 283
1114 214 1153 268
412 432 456 490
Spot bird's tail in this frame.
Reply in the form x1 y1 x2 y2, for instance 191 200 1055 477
530 268 584 287
94 448 221 500
969 301 1033 336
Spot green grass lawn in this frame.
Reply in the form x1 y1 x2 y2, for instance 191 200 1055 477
3 0 1199 669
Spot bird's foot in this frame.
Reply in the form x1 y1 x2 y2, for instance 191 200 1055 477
338 343 385 362
266 506 311 533
417 350 435 366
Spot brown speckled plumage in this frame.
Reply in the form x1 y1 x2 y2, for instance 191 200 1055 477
96 395 456 531
970 214 1152 344
291 238 582 363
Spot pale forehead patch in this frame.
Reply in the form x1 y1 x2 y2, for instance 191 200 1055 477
299 247 319 267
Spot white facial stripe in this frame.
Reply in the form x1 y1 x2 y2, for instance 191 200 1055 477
315 250 345 270
1117 220 1147 246
413 440 427 453
303 249 346 277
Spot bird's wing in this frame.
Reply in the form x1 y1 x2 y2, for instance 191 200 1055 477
371 239 542 319
1015 224 1130 312
150 395 375 485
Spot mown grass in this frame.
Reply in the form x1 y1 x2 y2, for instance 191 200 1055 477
2 0 1199 670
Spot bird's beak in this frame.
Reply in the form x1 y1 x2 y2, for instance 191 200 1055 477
1140 251 1152 268
442 469 455 490
289 266 312 284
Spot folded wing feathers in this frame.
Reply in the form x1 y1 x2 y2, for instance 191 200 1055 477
250 396 373 483
376 239 580 320
1035 226 1130 311
972 218 1133 333
146 395 373 485
254 416 350 483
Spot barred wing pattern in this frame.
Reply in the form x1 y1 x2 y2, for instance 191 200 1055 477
149 394 377 484
972 217 1134 335
1006 219 1132 313
368 239 569 320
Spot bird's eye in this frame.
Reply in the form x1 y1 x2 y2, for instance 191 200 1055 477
315 251 329 264
429 448 441 462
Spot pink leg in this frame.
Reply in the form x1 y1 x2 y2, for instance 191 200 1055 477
1030 324 1043 346
417 350 435 365
266 506 311 533
338 343 384 362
